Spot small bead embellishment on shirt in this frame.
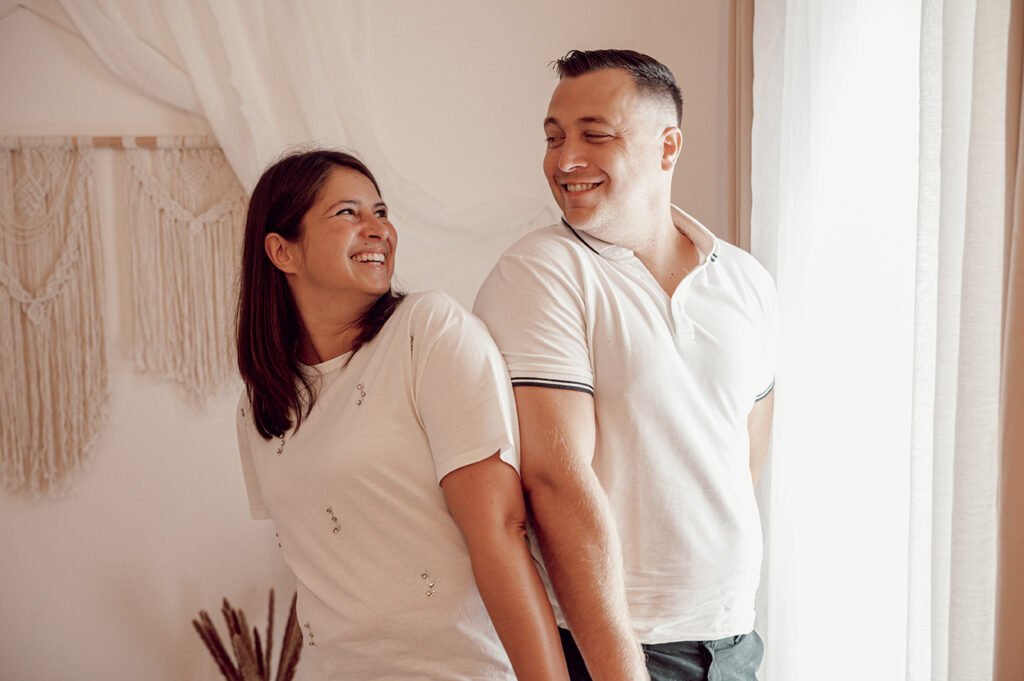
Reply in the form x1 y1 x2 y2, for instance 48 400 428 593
421 570 435 597
355 383 367 406
303 621 315 646
275 531 281 548
325 506 340 535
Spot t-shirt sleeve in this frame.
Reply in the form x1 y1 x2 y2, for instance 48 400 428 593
236 395 271 520
473 252 594 395
412 296 519 483
755 274 779 401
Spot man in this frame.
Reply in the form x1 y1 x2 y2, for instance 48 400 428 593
473 49 777 681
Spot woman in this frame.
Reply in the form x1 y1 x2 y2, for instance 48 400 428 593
235 149 568 680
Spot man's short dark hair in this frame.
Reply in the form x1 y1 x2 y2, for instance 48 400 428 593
553 49 683 127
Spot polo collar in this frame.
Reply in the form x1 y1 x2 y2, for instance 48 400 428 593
561 204 721 265
560 217 625 258
670 204 720 265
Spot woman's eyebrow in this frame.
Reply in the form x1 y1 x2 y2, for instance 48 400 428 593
323 198 358 215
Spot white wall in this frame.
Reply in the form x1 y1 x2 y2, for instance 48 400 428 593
363 0 732 237
0 4 732 679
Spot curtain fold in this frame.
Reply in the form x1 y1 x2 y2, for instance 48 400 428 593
909 3 1010 680
56 0 557 306
58 2 201 115
995 3 1024 680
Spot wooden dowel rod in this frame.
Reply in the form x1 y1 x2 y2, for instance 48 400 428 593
0 135 219 150
87 136 160 149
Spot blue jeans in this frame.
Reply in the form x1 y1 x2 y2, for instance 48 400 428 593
559 627 764 681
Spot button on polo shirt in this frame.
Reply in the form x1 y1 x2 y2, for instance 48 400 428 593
474 205 778 643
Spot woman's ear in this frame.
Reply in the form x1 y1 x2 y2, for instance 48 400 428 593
264 232 299 274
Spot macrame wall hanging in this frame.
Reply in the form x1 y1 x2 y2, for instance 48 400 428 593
0 137 107 496
124 137 245 403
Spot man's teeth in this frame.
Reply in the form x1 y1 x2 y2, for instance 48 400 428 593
566 183 599 192
352 253 386 263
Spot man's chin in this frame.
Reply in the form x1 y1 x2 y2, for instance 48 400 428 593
567 207 615 237
562 205 596 229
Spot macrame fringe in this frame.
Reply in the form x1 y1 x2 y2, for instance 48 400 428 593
0 141 108 496
125 147 245 403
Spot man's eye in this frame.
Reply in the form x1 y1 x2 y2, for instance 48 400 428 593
585 133 612 141
545 136 564 147
375 209 389 219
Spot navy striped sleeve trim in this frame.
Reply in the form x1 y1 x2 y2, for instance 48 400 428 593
755 378 775 401
512 377 594 396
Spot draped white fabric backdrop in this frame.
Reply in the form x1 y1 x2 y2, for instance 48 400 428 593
58 0 559 304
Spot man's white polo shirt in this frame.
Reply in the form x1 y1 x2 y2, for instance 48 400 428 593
474 206 778 643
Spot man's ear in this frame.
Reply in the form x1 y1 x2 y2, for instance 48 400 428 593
264 232 299 274
660 126 683 170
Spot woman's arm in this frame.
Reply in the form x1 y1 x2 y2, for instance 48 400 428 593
441 452 570 681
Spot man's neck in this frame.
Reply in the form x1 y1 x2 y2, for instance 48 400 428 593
632 208 700 297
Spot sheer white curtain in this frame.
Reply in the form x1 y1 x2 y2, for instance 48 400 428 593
56 0 556 304
752 1 1012 680
907 2 1010 679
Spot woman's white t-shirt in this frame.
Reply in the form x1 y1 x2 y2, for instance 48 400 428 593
237 291 519 680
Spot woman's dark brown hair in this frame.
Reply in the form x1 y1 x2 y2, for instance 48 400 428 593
236 149 404 439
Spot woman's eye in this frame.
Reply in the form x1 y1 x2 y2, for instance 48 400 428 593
334 208 354 216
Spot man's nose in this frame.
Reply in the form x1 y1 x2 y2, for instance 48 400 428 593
556 138 588 173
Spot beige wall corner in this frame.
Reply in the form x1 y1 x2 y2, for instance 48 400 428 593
729 0 754 250
996 2 1024 680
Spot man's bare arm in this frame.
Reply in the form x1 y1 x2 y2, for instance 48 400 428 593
748 390 775 486
514 386 647 681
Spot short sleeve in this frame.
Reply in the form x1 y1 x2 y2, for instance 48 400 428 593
754 275 779 401
473 252 594 395
412 296 519 483
236 394 271 520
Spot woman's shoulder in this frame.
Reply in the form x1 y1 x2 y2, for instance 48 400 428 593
394 290 492 344
399 290 473 324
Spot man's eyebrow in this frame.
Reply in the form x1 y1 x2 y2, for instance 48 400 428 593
543 115 613 127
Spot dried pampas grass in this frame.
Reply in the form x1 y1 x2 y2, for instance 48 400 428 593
193 590 302 681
